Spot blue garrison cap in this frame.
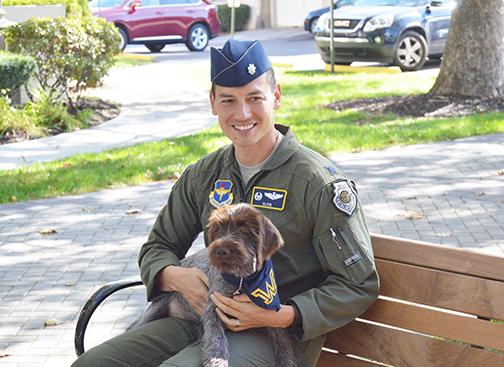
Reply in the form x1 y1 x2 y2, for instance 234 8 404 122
210 39 272 87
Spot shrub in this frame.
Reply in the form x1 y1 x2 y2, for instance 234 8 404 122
217 4 251 33
0 95 43 139
0 51 36 99
3 16 121 106
3 0 91 18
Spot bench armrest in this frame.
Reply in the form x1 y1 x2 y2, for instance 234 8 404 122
74 279 143 357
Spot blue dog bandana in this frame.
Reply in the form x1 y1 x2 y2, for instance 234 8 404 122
222 259 281 311
210 39 272 87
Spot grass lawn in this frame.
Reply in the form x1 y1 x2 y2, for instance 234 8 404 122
113 53 154 68
1 68 504 204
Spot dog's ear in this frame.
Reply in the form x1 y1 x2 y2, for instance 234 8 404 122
258 214 284 267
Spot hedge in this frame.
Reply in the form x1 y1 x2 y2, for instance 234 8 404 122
0 51 36 98
217 4 251 33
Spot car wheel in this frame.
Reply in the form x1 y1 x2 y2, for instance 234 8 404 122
394 31 427 72
310 17 319 34
186 24 209 52
145 43 165 53
117 27 128 52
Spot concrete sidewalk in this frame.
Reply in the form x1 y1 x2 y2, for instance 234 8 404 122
1 133 503 366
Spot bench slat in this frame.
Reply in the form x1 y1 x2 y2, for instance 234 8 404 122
317 350 382 367
377 259 504 320
360 298 504 351
371 234 504 282
324 320 504 367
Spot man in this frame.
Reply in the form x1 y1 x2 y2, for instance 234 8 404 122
73 39 379 367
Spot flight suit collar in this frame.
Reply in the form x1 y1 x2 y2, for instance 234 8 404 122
223 124 297 170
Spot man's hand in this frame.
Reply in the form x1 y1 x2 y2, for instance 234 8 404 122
158 265 209 316
210 292 295 332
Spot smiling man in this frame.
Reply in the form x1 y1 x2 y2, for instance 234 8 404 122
73 39 379 367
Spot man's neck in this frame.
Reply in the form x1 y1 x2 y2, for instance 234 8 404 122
235 129 279 166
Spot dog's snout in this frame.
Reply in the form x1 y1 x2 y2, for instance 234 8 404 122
215 246 230 257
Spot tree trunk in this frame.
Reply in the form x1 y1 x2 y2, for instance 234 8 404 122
430 0 504 98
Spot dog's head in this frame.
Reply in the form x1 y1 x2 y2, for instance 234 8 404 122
206 204 284 277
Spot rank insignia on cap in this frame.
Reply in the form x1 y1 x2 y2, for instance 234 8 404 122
209 180 234 208
251 186 287 211
332 181 357 216
247 63 256 75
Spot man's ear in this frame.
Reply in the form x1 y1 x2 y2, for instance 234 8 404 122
273 83 282 110
209 90 218 116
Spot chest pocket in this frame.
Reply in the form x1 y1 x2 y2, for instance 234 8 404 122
314 228 374 284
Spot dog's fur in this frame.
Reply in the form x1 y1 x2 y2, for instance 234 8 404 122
130 203 297 367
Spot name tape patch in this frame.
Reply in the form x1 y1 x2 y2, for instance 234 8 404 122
250 186 287 211
344 253 363 268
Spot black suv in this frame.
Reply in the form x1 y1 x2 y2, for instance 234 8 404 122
314 0 457 71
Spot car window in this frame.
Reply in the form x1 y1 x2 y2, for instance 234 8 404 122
140 0 160 5
88 0 123 8
354 0 425 6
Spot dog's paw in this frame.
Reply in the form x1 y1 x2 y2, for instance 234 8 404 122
205 358 228 367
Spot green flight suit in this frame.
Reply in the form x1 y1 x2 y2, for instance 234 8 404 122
73 124 379 367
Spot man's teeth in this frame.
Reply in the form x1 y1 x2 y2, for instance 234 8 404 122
234 124 255 131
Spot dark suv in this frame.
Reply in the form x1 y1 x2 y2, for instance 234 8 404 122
314 0 457 71
90 0 220 52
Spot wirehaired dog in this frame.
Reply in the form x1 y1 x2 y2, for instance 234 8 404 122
130 203 297 367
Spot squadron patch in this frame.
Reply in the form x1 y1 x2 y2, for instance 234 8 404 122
251 186 287 211
332 181 357 216
209 180 234 208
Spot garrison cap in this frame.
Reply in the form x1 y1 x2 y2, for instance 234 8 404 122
210 39 272 87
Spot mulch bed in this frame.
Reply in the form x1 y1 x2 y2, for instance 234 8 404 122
327 94 504 119
0 97 120 145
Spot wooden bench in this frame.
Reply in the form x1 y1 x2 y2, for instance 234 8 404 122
317 234 504 367
75 234 504 365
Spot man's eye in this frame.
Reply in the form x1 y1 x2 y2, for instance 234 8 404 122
221 99 234 104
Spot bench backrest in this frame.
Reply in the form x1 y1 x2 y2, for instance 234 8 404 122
317 234 504 367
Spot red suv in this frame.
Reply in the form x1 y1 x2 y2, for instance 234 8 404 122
90 0 220 52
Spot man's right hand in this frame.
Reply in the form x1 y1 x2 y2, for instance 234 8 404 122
157 265 209 316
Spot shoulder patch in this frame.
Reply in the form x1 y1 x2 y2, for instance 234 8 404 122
332 180 357 216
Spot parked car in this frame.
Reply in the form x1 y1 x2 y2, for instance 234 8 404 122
304 0 356 34
90 0 220 52
314 0 457 71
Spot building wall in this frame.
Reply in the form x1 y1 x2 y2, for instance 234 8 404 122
214 0 261 30
3 4 66 23
273 0 327 27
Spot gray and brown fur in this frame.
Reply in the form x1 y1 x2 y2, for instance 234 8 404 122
129 203 297 367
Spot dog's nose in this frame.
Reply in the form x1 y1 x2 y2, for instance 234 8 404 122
215 247 230 257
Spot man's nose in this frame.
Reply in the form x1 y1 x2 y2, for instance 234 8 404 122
235 102 252 119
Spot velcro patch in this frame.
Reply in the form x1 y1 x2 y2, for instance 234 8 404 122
344 253 363 268
250 186 287 211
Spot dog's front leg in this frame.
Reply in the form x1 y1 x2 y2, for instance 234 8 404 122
201 300 229 367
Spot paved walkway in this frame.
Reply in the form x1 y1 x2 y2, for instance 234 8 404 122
1 133 503 366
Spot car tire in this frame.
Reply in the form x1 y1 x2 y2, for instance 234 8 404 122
310 17 319 34
186 24 209 52
145 43 165 53
117 27 128 52
393 31 427 72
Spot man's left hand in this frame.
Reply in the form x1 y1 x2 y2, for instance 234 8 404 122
210 292 295 332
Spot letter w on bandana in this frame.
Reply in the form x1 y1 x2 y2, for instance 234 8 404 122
221 259 281 311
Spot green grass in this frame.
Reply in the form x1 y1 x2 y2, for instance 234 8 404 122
2 68 504 204
113 54 154 68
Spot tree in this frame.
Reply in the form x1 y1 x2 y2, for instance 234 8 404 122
430 0 504 98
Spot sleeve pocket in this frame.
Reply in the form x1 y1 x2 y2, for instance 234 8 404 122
314 228 374 284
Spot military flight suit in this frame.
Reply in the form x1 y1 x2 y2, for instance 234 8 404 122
73 124 379 367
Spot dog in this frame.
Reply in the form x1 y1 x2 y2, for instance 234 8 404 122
129 203 297 367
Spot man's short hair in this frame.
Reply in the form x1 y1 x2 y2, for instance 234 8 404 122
211 68 276 97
